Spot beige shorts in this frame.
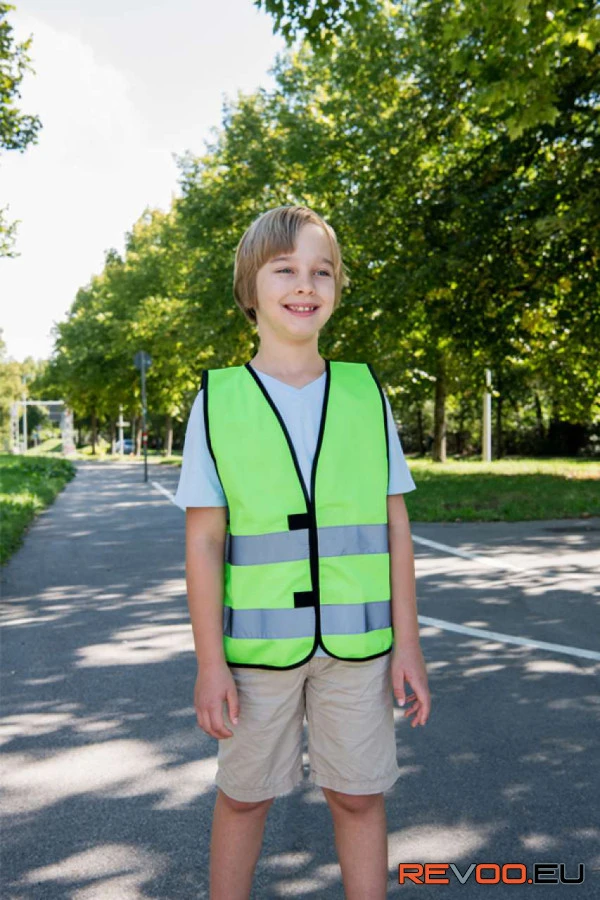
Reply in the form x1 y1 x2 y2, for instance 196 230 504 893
215 652 400 802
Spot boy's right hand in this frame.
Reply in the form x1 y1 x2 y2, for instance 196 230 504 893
194 662 239 739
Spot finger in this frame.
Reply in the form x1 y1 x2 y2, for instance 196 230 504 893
227 686 239 726
412 701 430 726
208 704 233 739
403 702 418 717
198 705 228 739
408 686 429 719
417 693 431 724
393 684 407 706
197 709 212 737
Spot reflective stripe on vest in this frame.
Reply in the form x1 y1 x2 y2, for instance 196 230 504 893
224 522 389 565
204 358 393 669
223 600 391 640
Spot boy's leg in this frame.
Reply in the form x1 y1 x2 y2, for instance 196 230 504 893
305 654 400 898
322 788 388 900
210 663 307 898
210 789 274 900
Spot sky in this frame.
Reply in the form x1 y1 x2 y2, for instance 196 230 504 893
0 1 288 362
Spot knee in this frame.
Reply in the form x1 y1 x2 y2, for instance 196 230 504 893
323 787 383 815
218 789 274 816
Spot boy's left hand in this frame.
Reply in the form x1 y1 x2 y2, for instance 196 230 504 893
391 643 431 727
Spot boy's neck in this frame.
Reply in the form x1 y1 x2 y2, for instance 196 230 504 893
249 347 326 380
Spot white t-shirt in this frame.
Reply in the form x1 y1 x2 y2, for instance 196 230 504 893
175 366 417 657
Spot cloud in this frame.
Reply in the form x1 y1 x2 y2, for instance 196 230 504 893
0 13 177 362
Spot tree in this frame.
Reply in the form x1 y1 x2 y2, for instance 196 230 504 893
0 3 42 255
49 0 599 459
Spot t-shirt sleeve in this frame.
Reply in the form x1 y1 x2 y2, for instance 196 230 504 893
383 393 417 495
173 389 227 510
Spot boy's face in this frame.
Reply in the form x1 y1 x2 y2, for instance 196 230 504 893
254 223 336 340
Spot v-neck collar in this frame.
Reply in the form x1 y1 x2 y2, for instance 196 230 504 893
243 359 332 505
246 361 328 393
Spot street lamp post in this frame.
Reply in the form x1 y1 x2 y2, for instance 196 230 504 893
482 368 492 462
134 351 152 483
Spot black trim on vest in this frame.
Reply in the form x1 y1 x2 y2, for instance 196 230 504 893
288 512 310 530
202 369 228 508
366 363 390 492
245 362 313 507
309 359 330 658
244 359 331 664
294 590 315 608
222 359 393 670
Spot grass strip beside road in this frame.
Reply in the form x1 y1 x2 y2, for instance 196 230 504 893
404 457 599 522
0 454 76 565
153 452 599 521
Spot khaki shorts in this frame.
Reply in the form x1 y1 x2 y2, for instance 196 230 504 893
215 652 400 802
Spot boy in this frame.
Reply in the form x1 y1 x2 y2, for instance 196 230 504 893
175 205 431 899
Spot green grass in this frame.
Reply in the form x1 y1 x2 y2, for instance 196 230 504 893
401 456 600 521
28 437 63 455
156 454 183 466
161 450 597 522
74 442 182 465
0 454 76 565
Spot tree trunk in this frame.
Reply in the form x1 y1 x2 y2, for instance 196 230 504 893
496 370 503 459
534 392 545 438
433 352 447 462
110 420 116 454
416 406 425 456
91 412 97 456
165 414 173 457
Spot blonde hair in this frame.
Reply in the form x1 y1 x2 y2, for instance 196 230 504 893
233 205 350 324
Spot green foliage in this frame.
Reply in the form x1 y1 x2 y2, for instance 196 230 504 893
0 3 43 255
0 330 47 451
48 0 599 456
0 454 75 563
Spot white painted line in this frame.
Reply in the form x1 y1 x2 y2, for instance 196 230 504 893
152 481 177 503
418 615 600 662
412 535 527 573
153 490 536 575
152 480 597 661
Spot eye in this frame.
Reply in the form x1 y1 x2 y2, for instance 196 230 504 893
274 266 332 276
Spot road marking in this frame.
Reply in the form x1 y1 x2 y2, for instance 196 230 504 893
152 481 176 502
154 480 597 661
418 615 600 661
412 535 527 573
155 486 534 576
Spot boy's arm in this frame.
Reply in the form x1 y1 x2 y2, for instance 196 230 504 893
185 506 228 666
185 506 239 737
387 493 431 727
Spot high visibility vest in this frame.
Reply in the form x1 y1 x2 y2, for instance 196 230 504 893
203 359 393 669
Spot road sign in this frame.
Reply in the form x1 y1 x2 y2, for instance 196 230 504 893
134 351 152 371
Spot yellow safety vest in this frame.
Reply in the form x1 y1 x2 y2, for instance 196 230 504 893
204 359 393 669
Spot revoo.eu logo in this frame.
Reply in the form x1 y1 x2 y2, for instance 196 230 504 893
398 863 585 885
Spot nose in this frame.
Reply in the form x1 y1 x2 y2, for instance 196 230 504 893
294 270 316 294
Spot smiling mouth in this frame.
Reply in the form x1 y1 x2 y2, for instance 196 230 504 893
283 304 319 315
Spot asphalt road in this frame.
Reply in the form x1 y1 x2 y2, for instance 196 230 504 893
1 459 599 899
